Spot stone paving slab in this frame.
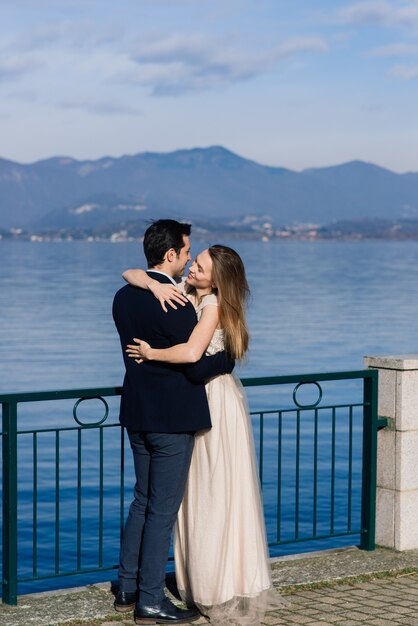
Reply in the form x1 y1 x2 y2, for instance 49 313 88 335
271 545 418 588
1 547 417 626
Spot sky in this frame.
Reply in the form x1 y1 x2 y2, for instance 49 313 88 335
1 0 418 172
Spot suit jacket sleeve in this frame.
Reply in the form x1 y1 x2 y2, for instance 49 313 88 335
184 351 235 383
162 301 235 383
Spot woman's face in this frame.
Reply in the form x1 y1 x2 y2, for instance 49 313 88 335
186 249 214 292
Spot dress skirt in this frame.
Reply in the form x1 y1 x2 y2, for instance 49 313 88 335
174 373 286 626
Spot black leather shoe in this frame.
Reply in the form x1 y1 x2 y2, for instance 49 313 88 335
134 597 200 624
114 590 137 612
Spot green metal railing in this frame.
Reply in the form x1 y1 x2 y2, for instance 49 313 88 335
1 370 381 605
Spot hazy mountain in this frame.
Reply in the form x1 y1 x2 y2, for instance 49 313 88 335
1 147 418 229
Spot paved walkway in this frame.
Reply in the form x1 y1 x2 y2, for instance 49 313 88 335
1 547 418 625
266 572 418 625
67 572 418 626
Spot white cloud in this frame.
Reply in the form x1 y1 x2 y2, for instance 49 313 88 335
274 37 328 57
132 33 217 65
338 1 395 25
369 42 418 56
336 2 418 76
58 98 142 116
338 1 418 28
8 20 125 54
0 56 38 82
124 33 328 96
1 16 328 99
8 89 38 102
390 63 418 78
12 21 87 52
93 25 126 47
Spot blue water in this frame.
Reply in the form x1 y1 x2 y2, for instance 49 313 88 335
2 239 418 595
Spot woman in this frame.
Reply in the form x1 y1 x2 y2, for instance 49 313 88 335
123 245 285 626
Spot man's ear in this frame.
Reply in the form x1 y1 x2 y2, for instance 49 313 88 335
165 248 176 263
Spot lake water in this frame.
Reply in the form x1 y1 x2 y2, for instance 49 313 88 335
3 238 418 392
1 239 418 595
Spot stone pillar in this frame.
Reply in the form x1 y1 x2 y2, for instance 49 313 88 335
364 355 418 550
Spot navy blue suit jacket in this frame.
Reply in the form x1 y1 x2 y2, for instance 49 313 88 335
113 271 233 432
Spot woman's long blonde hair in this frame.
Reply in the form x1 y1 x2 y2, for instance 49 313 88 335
208 245 250 360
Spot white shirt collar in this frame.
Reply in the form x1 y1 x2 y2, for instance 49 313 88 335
147 269 178 286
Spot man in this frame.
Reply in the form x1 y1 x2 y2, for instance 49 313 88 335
112 219 234 624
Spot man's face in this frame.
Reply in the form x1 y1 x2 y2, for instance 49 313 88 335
172 235 192 277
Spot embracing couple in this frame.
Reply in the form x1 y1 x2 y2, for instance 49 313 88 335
112 219 284 626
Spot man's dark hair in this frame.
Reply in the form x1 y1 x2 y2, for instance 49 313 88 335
143 219 192 268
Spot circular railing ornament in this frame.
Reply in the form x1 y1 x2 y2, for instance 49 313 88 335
292 381 323 409
73 396 109 426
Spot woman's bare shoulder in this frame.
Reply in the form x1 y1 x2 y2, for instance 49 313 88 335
200 293 218 308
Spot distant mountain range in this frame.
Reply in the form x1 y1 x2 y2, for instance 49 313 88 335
1 146 418 234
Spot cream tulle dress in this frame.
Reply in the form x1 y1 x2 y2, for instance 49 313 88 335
174 293 286 626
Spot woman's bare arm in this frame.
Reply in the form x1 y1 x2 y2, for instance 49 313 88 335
122 269 188 312
126 303 219 364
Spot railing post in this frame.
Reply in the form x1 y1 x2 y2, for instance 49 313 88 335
2 401 18 605
360 371 378 550
364 355 418 550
